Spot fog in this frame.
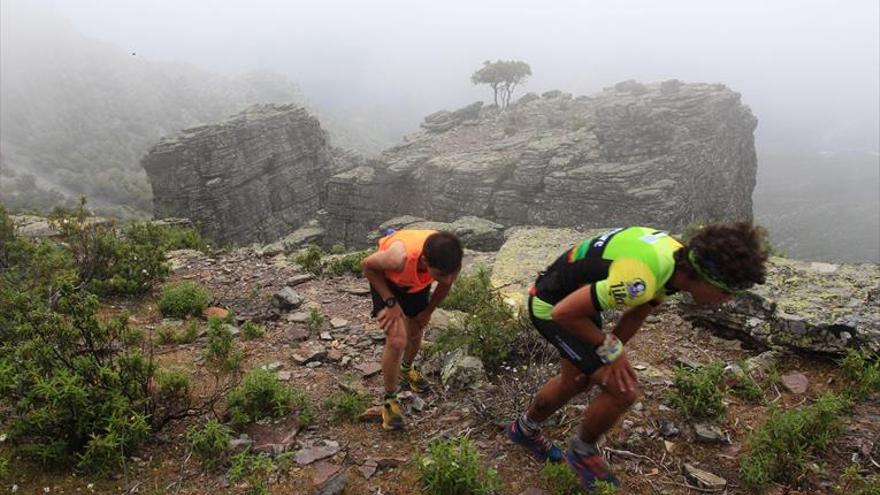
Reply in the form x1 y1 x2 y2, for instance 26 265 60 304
42 0 879 154
2 0 879 260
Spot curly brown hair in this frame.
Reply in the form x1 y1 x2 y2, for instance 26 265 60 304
674 222 769 290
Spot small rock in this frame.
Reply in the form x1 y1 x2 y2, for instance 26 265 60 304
247 415 300 455
285 326 309 342
781 372 809 394
341 285 371 296
675 357 701 370
306 361 323 368
358 459 378 479
262 361 283 372
288 273 315 286
224 324 240 337
341 356 352 367
202 306 229 320
312 461 341 486
693 423 726 443
376 456 407 468
744 350 779 376
320 331 333 341
356 362 382 378
410 395 426 412
277 371 292 381
273 287 304 310
684 464 727 490
330 317 349 329
286 312 310 323
229 435 254 453
659 419 679 437
295 441 341 466
293 344 327 365
315 471 348 495
440 349 486 389
622 420 634 430
370 332 386 343
327 349 344 362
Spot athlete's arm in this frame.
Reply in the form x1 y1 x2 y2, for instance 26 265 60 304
551 284 605 346
613 303 655 344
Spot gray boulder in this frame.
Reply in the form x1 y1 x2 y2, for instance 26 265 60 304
440 349 486 390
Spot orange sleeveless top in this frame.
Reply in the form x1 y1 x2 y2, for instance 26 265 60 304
377 230 436 293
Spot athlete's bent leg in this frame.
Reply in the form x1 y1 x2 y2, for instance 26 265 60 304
381 315 407 394
527 358 592 422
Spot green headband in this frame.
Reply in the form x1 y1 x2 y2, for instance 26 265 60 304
687 250 743 295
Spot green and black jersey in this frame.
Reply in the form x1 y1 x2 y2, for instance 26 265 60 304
531 226 683 320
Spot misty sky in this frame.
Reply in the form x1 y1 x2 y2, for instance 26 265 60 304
37 0 879 154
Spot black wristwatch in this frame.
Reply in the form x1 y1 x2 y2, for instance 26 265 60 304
384 297 397 308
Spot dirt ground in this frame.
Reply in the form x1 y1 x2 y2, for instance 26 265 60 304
4 250 878 495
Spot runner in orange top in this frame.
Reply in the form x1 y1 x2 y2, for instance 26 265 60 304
361 229 463 430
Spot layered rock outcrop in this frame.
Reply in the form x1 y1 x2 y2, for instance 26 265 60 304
143 81 757 248
142 104 355 246
325 81 758 246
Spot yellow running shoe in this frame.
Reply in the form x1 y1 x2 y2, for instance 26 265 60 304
382 398 405 431
401 366 431 393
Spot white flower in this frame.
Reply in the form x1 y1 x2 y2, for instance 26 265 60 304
0 433 6 442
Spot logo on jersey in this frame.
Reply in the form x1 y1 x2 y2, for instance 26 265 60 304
627 279 647 299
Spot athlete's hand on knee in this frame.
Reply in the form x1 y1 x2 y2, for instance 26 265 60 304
377 305 403 331
600 353 637 393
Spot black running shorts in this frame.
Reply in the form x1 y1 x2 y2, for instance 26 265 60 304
528 295 605 375
370 280 431 318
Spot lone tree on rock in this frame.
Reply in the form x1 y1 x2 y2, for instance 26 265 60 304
471 60 532 108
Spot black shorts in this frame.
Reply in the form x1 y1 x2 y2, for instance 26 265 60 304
528 295 605 375
370 280 431 318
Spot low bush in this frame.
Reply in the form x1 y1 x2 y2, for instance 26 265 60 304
326 250 370 277
294 244 324 275
241 321 265 340
418 436 500 495
840 348 880 401
669 363 726 420
154 321 200 345
307 307 325 332
204 317 243 373
187 419 233 471
324 390 370 423
158 281 212 318
730 365 764 403
226 369 294 428
834 464 880 495
441 266 493 313
740 392 852 489
542 461 580 495
0 454 8 479
228 449 275 495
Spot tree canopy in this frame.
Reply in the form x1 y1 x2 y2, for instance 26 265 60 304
470 60 532 108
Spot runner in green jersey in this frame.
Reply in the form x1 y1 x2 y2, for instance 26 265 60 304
507 223 768 492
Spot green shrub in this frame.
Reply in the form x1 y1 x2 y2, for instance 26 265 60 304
241 321 265 341
326 250 370 277
156 369 190 398
432 266 533 370
418 436 500 495
177 321 200 344
306 307 325 332
204 317 243 373
228 449 275 494
330 243 347 255
158 281 212 318
0 454 8 479
593 481 619 495
226 369 294 428
740 392 853 489
324 390 370 423
155 321 200 345
669 363 726 420
840 348 880 401
294 244 324 275
154 224 207 252
542 461 581 495
730 365 764 403
835 464 880 495
187 419 233 471
441 266 493 313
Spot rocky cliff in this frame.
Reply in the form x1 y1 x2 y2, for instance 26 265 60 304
325 80 758 246
142 104 356 246
143 81 757 247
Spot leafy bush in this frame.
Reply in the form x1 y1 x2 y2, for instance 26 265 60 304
0 454 8 479
228 449 275 494
154 321 200 345
432 266 537 370
834 464 880 495
326 250 370 277
241 321 265 341
330 243 347 255
840 348 880 401
593 481 619 495
542 461 581 495
156 369 190 398
740 392 852 489
307 307 325 332
226 369 294 428
418 436 500 495
153 224 208 252
730 365 764 403
204 317 243 373
158 281 212 318
294 244 324 275
669 363 726 420
324 390 370 423
187 419 233 471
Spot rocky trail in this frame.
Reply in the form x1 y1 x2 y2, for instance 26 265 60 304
11 244 879 495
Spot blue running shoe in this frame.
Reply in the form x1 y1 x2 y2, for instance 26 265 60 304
565 446 620 492
507 420 564 462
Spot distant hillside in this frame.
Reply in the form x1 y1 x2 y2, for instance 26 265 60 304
0 1 393 217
